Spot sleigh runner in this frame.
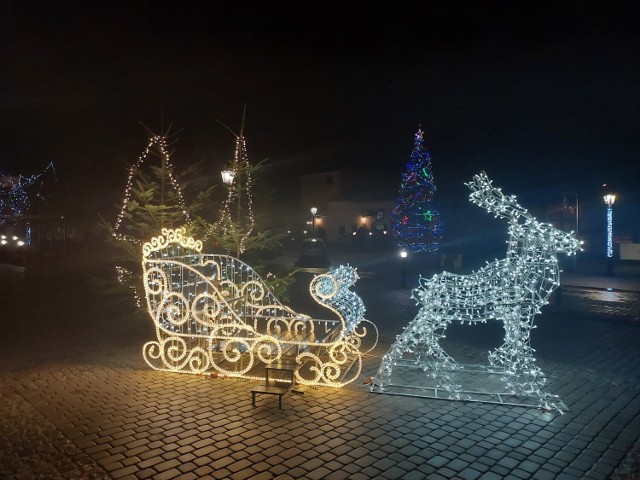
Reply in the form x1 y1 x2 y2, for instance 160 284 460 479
141 228 377 387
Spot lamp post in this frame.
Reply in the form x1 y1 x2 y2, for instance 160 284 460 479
221 169 239 256
310 207 317 235
604 194 615 276
400 249 408 288
562 192 579 271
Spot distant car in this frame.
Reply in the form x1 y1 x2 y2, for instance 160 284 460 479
295 238 330 267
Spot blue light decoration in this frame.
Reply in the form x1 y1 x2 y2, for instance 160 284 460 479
0 162 56 218
603 194 615 258
392 128 444 253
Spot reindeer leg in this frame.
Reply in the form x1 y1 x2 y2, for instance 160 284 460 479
374 309 463 398
491 310 560 410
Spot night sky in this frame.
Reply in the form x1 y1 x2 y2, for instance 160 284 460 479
1 2 638 232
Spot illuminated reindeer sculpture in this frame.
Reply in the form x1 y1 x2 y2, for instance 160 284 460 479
373 172 582 412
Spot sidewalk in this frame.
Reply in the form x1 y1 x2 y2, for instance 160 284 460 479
561 271 640 292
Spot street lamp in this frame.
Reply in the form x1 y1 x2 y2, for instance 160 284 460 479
221 169 240 256
562 192 579 271
604 194 616 274
400 249 408 288
221 170 235 185
310 207 317 235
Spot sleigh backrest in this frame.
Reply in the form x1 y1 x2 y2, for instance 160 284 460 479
141 228 299 336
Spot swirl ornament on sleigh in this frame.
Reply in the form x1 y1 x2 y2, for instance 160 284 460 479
141 228 378 388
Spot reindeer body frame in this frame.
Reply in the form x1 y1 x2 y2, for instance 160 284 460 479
374 172 582 411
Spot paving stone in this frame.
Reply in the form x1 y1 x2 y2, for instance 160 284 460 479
211 468 232 479
426 456 449 468
154 468 182 480
447 458 470 472
532 469 559 480
458 468 483 480
510 468 533 479
110 465 139 479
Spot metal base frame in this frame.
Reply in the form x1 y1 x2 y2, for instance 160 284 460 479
371 362 568 413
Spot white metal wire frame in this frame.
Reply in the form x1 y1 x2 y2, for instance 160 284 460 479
373 172 582 413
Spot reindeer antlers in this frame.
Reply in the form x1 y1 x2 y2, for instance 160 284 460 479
466 171 530 221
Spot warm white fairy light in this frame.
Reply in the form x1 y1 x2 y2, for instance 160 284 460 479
113 135 191 244
115 265 142 308
141 228 377 387
215 135 255 254
373 172 582 412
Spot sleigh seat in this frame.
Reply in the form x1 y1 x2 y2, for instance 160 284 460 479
141 228 377 388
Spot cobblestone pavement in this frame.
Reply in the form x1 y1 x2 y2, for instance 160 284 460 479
1 259 639 480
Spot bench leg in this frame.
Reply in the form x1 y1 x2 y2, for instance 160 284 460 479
279 394 283 409
252 392 256 407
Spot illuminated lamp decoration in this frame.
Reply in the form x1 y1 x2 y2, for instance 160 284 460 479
392 128 444 253
141 228 378 387
603 194 615 258
373 172 582 413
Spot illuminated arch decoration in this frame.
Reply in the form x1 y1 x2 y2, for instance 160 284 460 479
141 228 378 387
372 172 582 413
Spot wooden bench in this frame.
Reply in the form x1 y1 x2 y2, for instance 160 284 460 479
251 361 296 409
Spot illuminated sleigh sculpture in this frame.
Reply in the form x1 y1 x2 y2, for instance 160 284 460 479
141 228 377 387
372 172 581 412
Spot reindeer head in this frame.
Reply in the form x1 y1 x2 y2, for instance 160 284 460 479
466 171 530 222
467 172 582 256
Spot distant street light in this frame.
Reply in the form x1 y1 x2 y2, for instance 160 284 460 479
604 193 616 276
400 249 408 288
310 207 317 235
562 192 579 271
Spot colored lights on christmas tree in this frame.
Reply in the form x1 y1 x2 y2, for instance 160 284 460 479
392 128 444 253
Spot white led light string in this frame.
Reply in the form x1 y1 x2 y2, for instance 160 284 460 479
214 135 255 254
373 172 582 412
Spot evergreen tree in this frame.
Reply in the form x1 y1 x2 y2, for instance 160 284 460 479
101 120 293 309
101 129 213 309
205 114 294 300
392 128 444 253
211 129 256 257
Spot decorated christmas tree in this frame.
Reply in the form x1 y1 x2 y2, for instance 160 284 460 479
213 127 256 257
206 112 294 300
207 109 281 260
0 162 57 217
392 128 444 253
102 128 213 308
